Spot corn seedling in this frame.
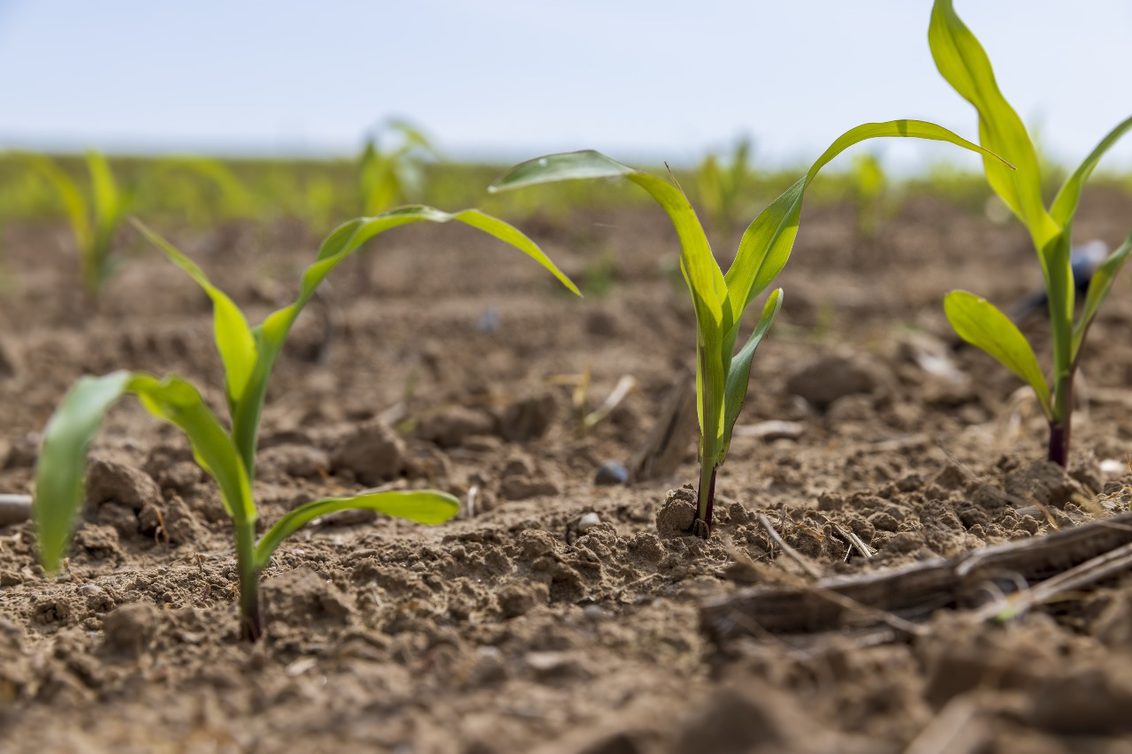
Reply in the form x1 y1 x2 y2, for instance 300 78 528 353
931 0 1132 466
695 136 755 231
849 152 888 239
33 206 579 641
27 151 127 295
492 121 999 536
358 120 437 215
153 156 257 220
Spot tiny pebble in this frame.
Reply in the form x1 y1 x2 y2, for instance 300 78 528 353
1100 459 1127 478
583 604 607 621
577 512 601 532
594 461 629 486
733 420 805 441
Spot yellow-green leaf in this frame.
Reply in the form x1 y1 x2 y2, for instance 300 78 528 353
254 490 459 569
944 290 1051 415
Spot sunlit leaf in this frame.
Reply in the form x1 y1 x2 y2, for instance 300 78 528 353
1050 115 1132 229
254 490 460 569
722 288 783 454
132 220 258 405
928 0 1058 248
944 290 1051 415
34 372 254 573
724 119 1006 339
1072 234 1132 361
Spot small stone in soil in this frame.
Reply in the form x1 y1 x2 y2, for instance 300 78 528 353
594 461 629 486
577 512 601 532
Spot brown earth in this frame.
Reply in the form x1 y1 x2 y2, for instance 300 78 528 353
1 188 1132 753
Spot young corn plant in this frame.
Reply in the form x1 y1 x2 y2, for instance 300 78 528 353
931 0 1132 466
695 136 755 231
34 206 579 641
848 152 888 240
27 151 127 295
358 120 437 215
492 121 1000 536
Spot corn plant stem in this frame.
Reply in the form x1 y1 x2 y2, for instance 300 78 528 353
1048 373 1074 467
693 463 718 538
235 521 263 642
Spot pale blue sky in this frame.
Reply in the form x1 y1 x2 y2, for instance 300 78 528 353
1 1 1129 170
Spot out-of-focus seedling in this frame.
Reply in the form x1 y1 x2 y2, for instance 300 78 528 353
33 206 578 641
492 121 999 536
27 151 127 295
696 136 755 231
358 120 437 215
931 0 1132 465
849 152 888 239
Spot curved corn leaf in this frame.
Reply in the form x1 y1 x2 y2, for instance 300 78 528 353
724 119 1003 341
928 0 1058 248
1072 234 1132 362
34 372 131 572
944 291 1051 416
254 490 459 569
34 371 253 572
132 220 258 405
491 150 731 457
87 151 124 236
156 156 255 215
1050 115 1132 229
26 155 91 249
260 205 579 357
489 149 636 190
228 205 579 469
722 288 783 456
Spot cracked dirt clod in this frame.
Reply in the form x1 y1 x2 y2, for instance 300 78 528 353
330 421 404 485
656 488 697 538
499 391 557 442
102 603 158 658
85 459 163 512
416 406 496 448
785 352 884 408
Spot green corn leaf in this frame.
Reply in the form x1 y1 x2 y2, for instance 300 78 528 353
944 290 1052 415
1050 115 1132 229
34 372 254 572
87 151 123 234
132 220 258 405
928 0 1058 248
26 155 91 250
254 490 459 569
226 205 579 469
491 150 731 455
260 205 579 357
489 149 636 190
722 288 783 454
1072 234 1132 362
34 372 131 572
724 119 1003 345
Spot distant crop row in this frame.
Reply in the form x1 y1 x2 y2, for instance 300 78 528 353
26 0 1132 640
